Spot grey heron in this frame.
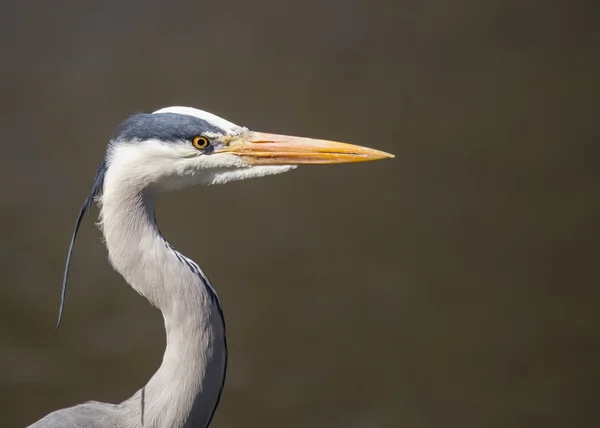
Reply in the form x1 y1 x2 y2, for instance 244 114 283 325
28 106 393 428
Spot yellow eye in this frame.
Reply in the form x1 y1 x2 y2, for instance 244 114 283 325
192 136 210 150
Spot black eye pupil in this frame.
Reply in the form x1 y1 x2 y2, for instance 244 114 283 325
194 137 209 148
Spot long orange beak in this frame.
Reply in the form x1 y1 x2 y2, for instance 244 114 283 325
219 131 394 165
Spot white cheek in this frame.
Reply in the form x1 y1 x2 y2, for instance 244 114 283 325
106 140 191 189
104 141 296 192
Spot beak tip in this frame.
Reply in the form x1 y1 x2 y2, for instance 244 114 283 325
373 150 395 160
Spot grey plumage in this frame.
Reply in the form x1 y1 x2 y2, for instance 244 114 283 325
29 106 393 428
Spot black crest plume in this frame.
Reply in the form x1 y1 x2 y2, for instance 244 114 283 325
55 160 107 331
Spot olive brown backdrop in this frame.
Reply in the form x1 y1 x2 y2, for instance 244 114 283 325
0 0 598 427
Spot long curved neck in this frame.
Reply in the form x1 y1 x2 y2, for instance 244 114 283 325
99 176 227 428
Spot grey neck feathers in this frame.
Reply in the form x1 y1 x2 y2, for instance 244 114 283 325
99 177 227 428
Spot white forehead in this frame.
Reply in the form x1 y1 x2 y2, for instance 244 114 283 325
153 106 244 134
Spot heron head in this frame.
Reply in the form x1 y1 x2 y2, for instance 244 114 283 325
55 106 394 330
103 106 394 191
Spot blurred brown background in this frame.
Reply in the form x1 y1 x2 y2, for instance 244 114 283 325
1 0 599 427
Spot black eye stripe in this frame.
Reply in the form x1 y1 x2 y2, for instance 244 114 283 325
114 113 223 142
